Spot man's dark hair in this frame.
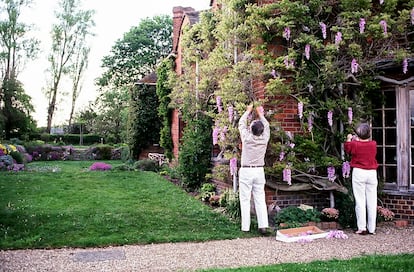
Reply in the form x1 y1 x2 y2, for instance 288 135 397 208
251 120 264 136
355 123 371 139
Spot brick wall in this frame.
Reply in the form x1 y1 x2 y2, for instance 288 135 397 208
381 192 414 225
213 177 330 212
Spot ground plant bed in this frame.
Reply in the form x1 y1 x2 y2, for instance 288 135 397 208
276 225 328 243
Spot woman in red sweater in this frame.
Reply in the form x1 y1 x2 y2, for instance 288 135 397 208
344 123 378 235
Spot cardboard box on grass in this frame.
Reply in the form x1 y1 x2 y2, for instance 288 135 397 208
276 225 328 243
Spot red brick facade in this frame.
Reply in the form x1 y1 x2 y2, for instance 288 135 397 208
170 0 412 226
382 193 414 225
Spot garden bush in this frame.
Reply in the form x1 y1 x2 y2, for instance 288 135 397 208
274 206 321 229
133 159 159 172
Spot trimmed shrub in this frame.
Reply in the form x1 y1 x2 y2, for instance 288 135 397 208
134 159 159 172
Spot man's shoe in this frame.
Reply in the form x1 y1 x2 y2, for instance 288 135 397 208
258 228 272 236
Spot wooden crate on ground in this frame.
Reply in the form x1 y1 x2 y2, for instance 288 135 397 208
276 226 328 243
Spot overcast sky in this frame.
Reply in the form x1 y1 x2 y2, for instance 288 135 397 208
19 0 211 127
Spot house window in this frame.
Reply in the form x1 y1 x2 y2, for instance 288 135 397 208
372 86 412 191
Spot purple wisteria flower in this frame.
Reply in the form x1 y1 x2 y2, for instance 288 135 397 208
335 32 342 46
403 58 408 74
279 151 285 161
289 143 295 149
326 230 348 239
271 69 276 78
216 96 222 113
348 107 353 124
359 18 366 34
308 113 313 132
228 106 234 122
342 161 351 178
379 0 384 4
298 102 303 119
327 166 336 182
351 59 359 74
220 126 227 142
411 8 414 25
379 20 387 35
90 162 112 171
319 22 327 39
212 126 219 145
305 44 310 60
283 167 292 185
229 157 238 176
327 110 333 127
283 27 291 41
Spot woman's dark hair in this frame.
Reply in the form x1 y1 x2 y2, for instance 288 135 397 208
251 120 264 136
355 123 371 140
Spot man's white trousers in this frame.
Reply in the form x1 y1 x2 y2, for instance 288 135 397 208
239 167 269 231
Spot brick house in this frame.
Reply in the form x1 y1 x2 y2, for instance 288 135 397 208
170 1 414 225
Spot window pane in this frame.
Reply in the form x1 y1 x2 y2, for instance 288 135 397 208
385 166 397 183
385 147 396 164
372 110 383 127
385 129 397 145
384 110 396 126
373 129 383 144
376 148 383 164
384 90 396 108
411 91 414 126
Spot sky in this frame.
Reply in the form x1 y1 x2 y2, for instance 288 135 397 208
19 0 211 127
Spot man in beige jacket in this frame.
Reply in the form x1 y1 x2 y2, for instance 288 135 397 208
238 104 270 234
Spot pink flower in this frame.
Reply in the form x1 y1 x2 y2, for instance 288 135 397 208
342 161 350 178
379 0 384 4
229 157 238 176
212 126 219 145
305 44 310 60
403 58 408 74
351 59 359 74
90 162 112 171
379 20 387 35
327 166 336 182
348 107 353 124
335 32 342 46
216 96 222 113
283 167 292 185
289 143 295 149
327 110 333 127
271 69 276 78
283 27 291 41
228 106 234 122
319 22 327 39
359 18 366 34
298 102 303 119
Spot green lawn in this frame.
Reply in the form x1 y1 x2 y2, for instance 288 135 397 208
200 253 414 271
0 161 253 249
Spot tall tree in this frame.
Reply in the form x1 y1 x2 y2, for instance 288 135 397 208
0 0 39 139
94 15 172 145
68 44 90 128
45 0 94 132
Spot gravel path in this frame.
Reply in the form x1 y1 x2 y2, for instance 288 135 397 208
1 226 413 272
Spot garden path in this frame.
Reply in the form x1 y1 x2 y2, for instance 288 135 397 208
1 225 413 272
